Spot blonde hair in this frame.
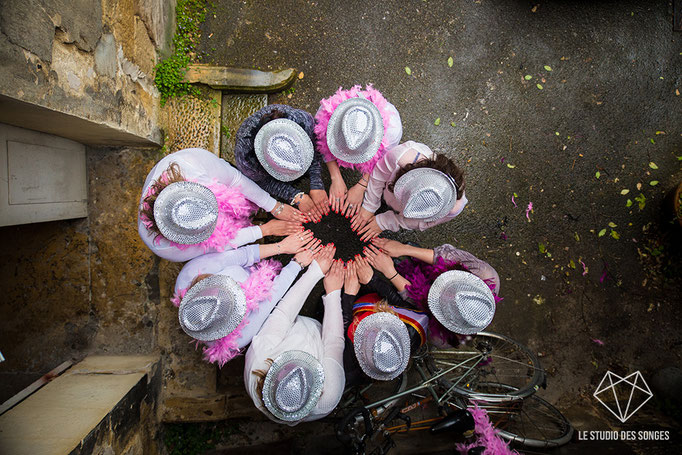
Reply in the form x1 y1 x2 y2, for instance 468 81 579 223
252 358 274 401
349 299 396 334
140 162 186 237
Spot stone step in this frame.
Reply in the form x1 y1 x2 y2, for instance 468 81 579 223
184 65 296 93
0 355 160 455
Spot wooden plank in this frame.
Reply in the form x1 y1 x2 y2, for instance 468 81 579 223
184 65 297 93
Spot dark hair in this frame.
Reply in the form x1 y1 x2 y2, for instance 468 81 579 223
140 162 186 237
254 108 288 136
388 154 465 200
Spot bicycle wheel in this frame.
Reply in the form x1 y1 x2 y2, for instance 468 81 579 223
482 383 574 448
425 332 544 400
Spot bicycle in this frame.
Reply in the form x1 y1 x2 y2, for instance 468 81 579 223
335 332 574 454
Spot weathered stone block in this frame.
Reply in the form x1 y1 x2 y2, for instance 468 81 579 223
0 0 55 62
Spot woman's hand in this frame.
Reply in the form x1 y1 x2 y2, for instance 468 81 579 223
370 237 407 257
363 244 397 278
309 189 330 217
344 260 361 295
293 238 323 267
278 230 314 254
350 207 374 231
271 202 306 223
313 244 336 274
342 182 366 218
260 219 303 237
323 259 345 294
297 194 323 222
329 178 347 213
354 255 374 284
358 218 383 242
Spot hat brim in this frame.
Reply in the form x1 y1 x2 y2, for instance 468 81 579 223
254 118 314 182
427 270 495 335
262 350 324 421
326 97 384 164
354 312 410 381
393 168 457 222
154 181 218 244
178 274 246 341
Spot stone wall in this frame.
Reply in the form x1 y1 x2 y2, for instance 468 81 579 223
0 0 176 146
0 146 163 403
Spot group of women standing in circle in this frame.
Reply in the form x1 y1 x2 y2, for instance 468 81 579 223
137 84 501 425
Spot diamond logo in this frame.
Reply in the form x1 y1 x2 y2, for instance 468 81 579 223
593 370 653 423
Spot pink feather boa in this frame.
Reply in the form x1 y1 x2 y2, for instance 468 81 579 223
171 259 283 367
397 257 502 346
141 176 257 252
455 405 518 455
314 84 396 174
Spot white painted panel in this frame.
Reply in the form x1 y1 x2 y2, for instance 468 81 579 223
8 141 86 204
0 123 87 226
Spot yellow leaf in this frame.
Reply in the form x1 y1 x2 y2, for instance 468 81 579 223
298 71 304 79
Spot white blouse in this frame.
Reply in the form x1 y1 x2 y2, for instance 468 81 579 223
138 148 278 262
174 245 302 349
244 262 345 425
361 141 468 232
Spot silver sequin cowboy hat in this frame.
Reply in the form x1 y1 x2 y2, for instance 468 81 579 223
393 168 458 222
262 350 325 422
354 312 410 381
178 275 247 341
427 270 496 335
154 181 219 244
326 97 385 164
254 118 315 182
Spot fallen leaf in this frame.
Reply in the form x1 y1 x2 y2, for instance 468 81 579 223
536 83 543 90
555 131 560 136
650 138 655 144
298 71 304 79
450 122 456 127
544 65 553 71
592 360 599 369
649 162 658 169
448 56 454 67
620 189 630 195
636 182 642 190
649 180 659 186
598 228 607 237
574 232 580 242
626 199 633 207
595 171 601 179
533 295 545 305
611 230 620 239
538 243 546 254
531 5 538 13
405 66 412 75
677 156 682 161
676 89 680 96
655 131 665 135
524 75 532 80
434 117 441 126
569 259 576 269
608 222 617 228
507 163 516 168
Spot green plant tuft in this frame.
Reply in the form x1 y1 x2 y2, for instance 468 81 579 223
154 0 207 105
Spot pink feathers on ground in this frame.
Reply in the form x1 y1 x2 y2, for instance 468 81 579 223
525 202 533 222
455 405 519 455
314 84 395 174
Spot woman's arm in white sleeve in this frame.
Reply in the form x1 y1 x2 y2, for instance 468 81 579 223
230 226 264 248
207 153 277 211
383 102 403 150
312 289 346 416
235 261 302 348
362 146 402 213
255 261 325 346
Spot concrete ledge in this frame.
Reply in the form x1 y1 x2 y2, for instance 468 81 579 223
184 65 296 93
0 95 162 147
0 355 161 455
